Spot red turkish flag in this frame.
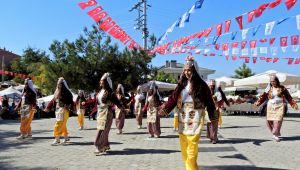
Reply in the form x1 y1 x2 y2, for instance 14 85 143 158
214 44 220 50
248 10 255 23
280 37 288 47
269 38 276 45
241 41 247 49
291 35 299 45
284 58 294 64
255 3 269 18
225 55 230 60
250 40 257 48
203 27 213 37
269 0 282 8
231 42 239 48
266 58 273 62
222 43 229 51
260 57 266 61
235 15 243 30
216 23 222 36
285 0 297 10
294 58 300 64
240 56 250 63
224 20 231 33
273 57 279 63
210 53 216 56
260 38 267 43
252 57 257 63
196 31 203 38
232 56 237 60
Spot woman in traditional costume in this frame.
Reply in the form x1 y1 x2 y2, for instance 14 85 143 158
94 73 124 155
255 75 298 142
206 79 230 144
134 85 145 129
76 90 86 130
115 84 128 134
143 82 162 138
159 56 217 170
45 77 74 145
15 78 37 139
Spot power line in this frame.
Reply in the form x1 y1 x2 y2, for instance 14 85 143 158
129 0 151 50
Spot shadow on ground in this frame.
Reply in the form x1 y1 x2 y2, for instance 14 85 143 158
106 148 180 155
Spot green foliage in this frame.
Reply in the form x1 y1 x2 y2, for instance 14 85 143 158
232 63 255 79
11 25 154 94
150 69 177 84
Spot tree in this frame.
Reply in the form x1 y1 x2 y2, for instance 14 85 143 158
150 69 177 84
232 63 255 79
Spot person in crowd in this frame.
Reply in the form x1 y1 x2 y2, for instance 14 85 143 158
206 79 230 144
143 82 161 138
255 75 298 142
159 56 217 170
15 79 37 139
134 86 145 129
44 77 75 145
76 90 86 130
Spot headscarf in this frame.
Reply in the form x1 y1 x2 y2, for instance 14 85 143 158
54 77 71 99
22 78 37 95
183 55 201 78
265 74 278 92
101 72 113 90
117 84 124 95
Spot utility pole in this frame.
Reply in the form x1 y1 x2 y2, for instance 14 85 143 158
129 0 150 50
1 56 4 83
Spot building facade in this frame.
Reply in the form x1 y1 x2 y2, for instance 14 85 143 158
158 60 215 81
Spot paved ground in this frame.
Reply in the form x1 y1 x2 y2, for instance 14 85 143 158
0 114 300 170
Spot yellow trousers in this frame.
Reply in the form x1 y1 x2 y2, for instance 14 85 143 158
179 134 200 170
173 115 179 129
20 109 36 134
77 109 85 128
218 110 223 126
54 109 69 137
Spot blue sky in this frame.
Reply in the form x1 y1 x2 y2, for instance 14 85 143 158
0 0 299 78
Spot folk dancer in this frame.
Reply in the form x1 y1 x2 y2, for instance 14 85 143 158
143 82 162 138
255 75 298 142
15 78 37 139
159 56 217 170
44 77 74 145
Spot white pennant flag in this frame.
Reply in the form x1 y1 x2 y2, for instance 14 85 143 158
204 49 210 54
281 46 288 53
242 29 249 40
251 48 258 56
265 21 275 35
167 21 177 33
223 50 229 56
297 15 300 30
270 47 278 56
232 48 239 55
292 45 300 52
194 49 201 54
189 5 196 13
260 47 268 54
179 12 188 28
205 38 209 44
241 48 249 55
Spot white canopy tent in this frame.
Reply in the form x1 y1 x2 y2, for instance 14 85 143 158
37 94 78 106
14 84 39 92
291 91 300 99
140 80 177 92
0 86 22 99
215 76 238 87
223 86 257 92
234 70 300 87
